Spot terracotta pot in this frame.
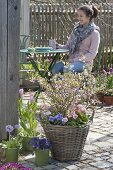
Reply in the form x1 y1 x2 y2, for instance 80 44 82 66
103 96 113 105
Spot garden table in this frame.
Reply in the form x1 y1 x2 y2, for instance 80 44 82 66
20 48 69 80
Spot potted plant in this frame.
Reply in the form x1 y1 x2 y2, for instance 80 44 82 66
39 72 96 161
103 89 113 105
18 89 39 152
96 68 113 105
29 136 51 166
0 125 21 163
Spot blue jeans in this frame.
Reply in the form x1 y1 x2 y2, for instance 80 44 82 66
51 61 85 75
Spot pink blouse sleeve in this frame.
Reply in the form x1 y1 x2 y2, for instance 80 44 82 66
84 30 100 62
57 35 72 49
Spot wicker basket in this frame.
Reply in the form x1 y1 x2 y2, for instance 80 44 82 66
43 124 90 161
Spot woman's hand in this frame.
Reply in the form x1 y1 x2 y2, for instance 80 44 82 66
78 53 86 62
56 43 59 49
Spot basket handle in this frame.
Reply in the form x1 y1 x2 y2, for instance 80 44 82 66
86 106 95 124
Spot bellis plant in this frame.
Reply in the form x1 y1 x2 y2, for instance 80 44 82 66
39 72 96 127
18 89 39 137
0 125 21 149
0 162 32 170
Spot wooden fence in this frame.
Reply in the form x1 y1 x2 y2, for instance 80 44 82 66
29 3 113 69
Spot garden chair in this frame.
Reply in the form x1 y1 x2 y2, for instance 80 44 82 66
19 35 30 65
19 35 36 89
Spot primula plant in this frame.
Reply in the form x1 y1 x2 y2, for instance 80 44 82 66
29 137 51 150
39 72 96 127
96 68 113 96
0 162 32 170
0 125 21 149
18 89 38 137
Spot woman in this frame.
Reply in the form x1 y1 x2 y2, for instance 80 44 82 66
52 5 100 74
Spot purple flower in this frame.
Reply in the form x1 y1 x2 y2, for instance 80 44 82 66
109 68 113 73
49 116 55 122
6 125 14 133
55 113 63 120
14 124 20 129
29 137 51 150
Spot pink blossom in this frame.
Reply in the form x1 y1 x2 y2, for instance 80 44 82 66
48 58 53 62
76 104 86 113
68 110 76 118
41 104 49 110
87 92 92 97
102 69 107 74
107 71 110 76
73 114 78 119
70 111 76 116
43 111 51 116
19 88 24 97
29 93 35 102
71 111 78 119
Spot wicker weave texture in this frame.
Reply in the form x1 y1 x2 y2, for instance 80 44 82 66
43 124 89 161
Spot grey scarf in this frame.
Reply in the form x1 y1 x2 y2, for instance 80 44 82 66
70 22 97 54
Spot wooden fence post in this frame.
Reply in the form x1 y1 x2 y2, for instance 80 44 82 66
0 0 20 140
20 0 30 36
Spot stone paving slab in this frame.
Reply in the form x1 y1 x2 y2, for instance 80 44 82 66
18 105 113 170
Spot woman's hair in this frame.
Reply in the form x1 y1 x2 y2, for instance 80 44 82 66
78 5 98 20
